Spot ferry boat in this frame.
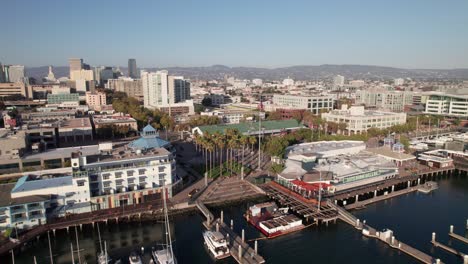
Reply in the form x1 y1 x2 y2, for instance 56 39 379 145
128 251 143 264
203 231 230 259
245 202 305 238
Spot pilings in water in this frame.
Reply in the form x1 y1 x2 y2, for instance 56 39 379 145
448 225 468 244
431 232 467 260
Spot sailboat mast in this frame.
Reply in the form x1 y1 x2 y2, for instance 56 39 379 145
162 182 175 260
75 226 82 264
97 222 103 253
48 230 54 264
71 243 75 264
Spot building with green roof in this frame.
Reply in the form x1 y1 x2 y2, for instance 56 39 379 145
191 119 303 136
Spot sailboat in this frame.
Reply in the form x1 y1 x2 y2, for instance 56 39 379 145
96 222 111 264
152 183 177 264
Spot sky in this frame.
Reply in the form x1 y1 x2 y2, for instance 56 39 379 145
1 0 468 69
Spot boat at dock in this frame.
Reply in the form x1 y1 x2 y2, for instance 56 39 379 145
151 183 177 264
203 231 230 260
245 202 305 238
129 251 143 264
418 181 439 194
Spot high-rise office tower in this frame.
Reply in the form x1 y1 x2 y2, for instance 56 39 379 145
0 63 4 83
333 75 345 86
168 76 190 104
128 59 138 78
69 58 83 77
8 65 25 83
2 65 10 82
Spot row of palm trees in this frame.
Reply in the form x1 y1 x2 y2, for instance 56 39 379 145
194 129 258 178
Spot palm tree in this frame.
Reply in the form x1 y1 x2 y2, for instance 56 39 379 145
248 136 257 152
228 134 239 175
240 136 248 166
213 132 224 177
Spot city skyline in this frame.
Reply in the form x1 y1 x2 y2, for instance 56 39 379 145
1 0 468 69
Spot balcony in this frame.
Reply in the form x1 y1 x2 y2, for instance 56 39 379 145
10 207 26 214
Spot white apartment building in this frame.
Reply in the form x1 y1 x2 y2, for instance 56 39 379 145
355 89 413 111
72 125 178 210
322 105 406 135
272 94 334 114
8 65 25 83
425 93 468 117
142 70 169 108
282 77 294 86
70 69 94 81
142 70 191 110
394 78 405 86
333 75 345 86
252 79 263 86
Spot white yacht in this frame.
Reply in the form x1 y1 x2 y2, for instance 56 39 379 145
129 251 143 264
203 231 230 259
152 183 177 264
152 248 176 264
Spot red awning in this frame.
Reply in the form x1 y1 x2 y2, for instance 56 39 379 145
291 180 330 191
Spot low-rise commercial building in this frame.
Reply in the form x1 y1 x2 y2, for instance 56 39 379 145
272 94 334 114
424 93 468 117
321 105 406 135
92 113 138 131
0 82 32 98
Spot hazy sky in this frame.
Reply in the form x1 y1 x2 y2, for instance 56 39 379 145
1 0 468 69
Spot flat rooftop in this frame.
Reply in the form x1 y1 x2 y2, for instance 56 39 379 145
314 153 397 179
285 140 366 158
85 142 171 164
59 117 92 129
0 184 50 207
12 175 73 193
365 147 416 161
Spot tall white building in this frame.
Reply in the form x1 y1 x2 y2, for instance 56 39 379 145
282 77 294 86
142 70 170 108
333 75 345 86
142 70 191 109
252 78 263 86
8 65 25 83
394 78 405 86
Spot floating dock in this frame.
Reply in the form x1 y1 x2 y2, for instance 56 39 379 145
197 200 265 264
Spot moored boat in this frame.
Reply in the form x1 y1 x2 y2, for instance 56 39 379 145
203 231 230 259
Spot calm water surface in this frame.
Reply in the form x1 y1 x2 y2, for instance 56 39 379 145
4 176 467 264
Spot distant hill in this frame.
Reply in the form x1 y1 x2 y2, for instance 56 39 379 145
25 64 468 81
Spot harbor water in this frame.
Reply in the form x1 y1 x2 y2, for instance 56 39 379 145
3 175 467 264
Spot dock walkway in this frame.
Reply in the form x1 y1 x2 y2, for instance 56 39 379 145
197 201 265 264
329 201 442 264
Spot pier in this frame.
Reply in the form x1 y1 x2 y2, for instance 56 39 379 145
329 201 443 264
197 201 265 264
449 225 468 245
431 232 467 262
261 182 338 224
